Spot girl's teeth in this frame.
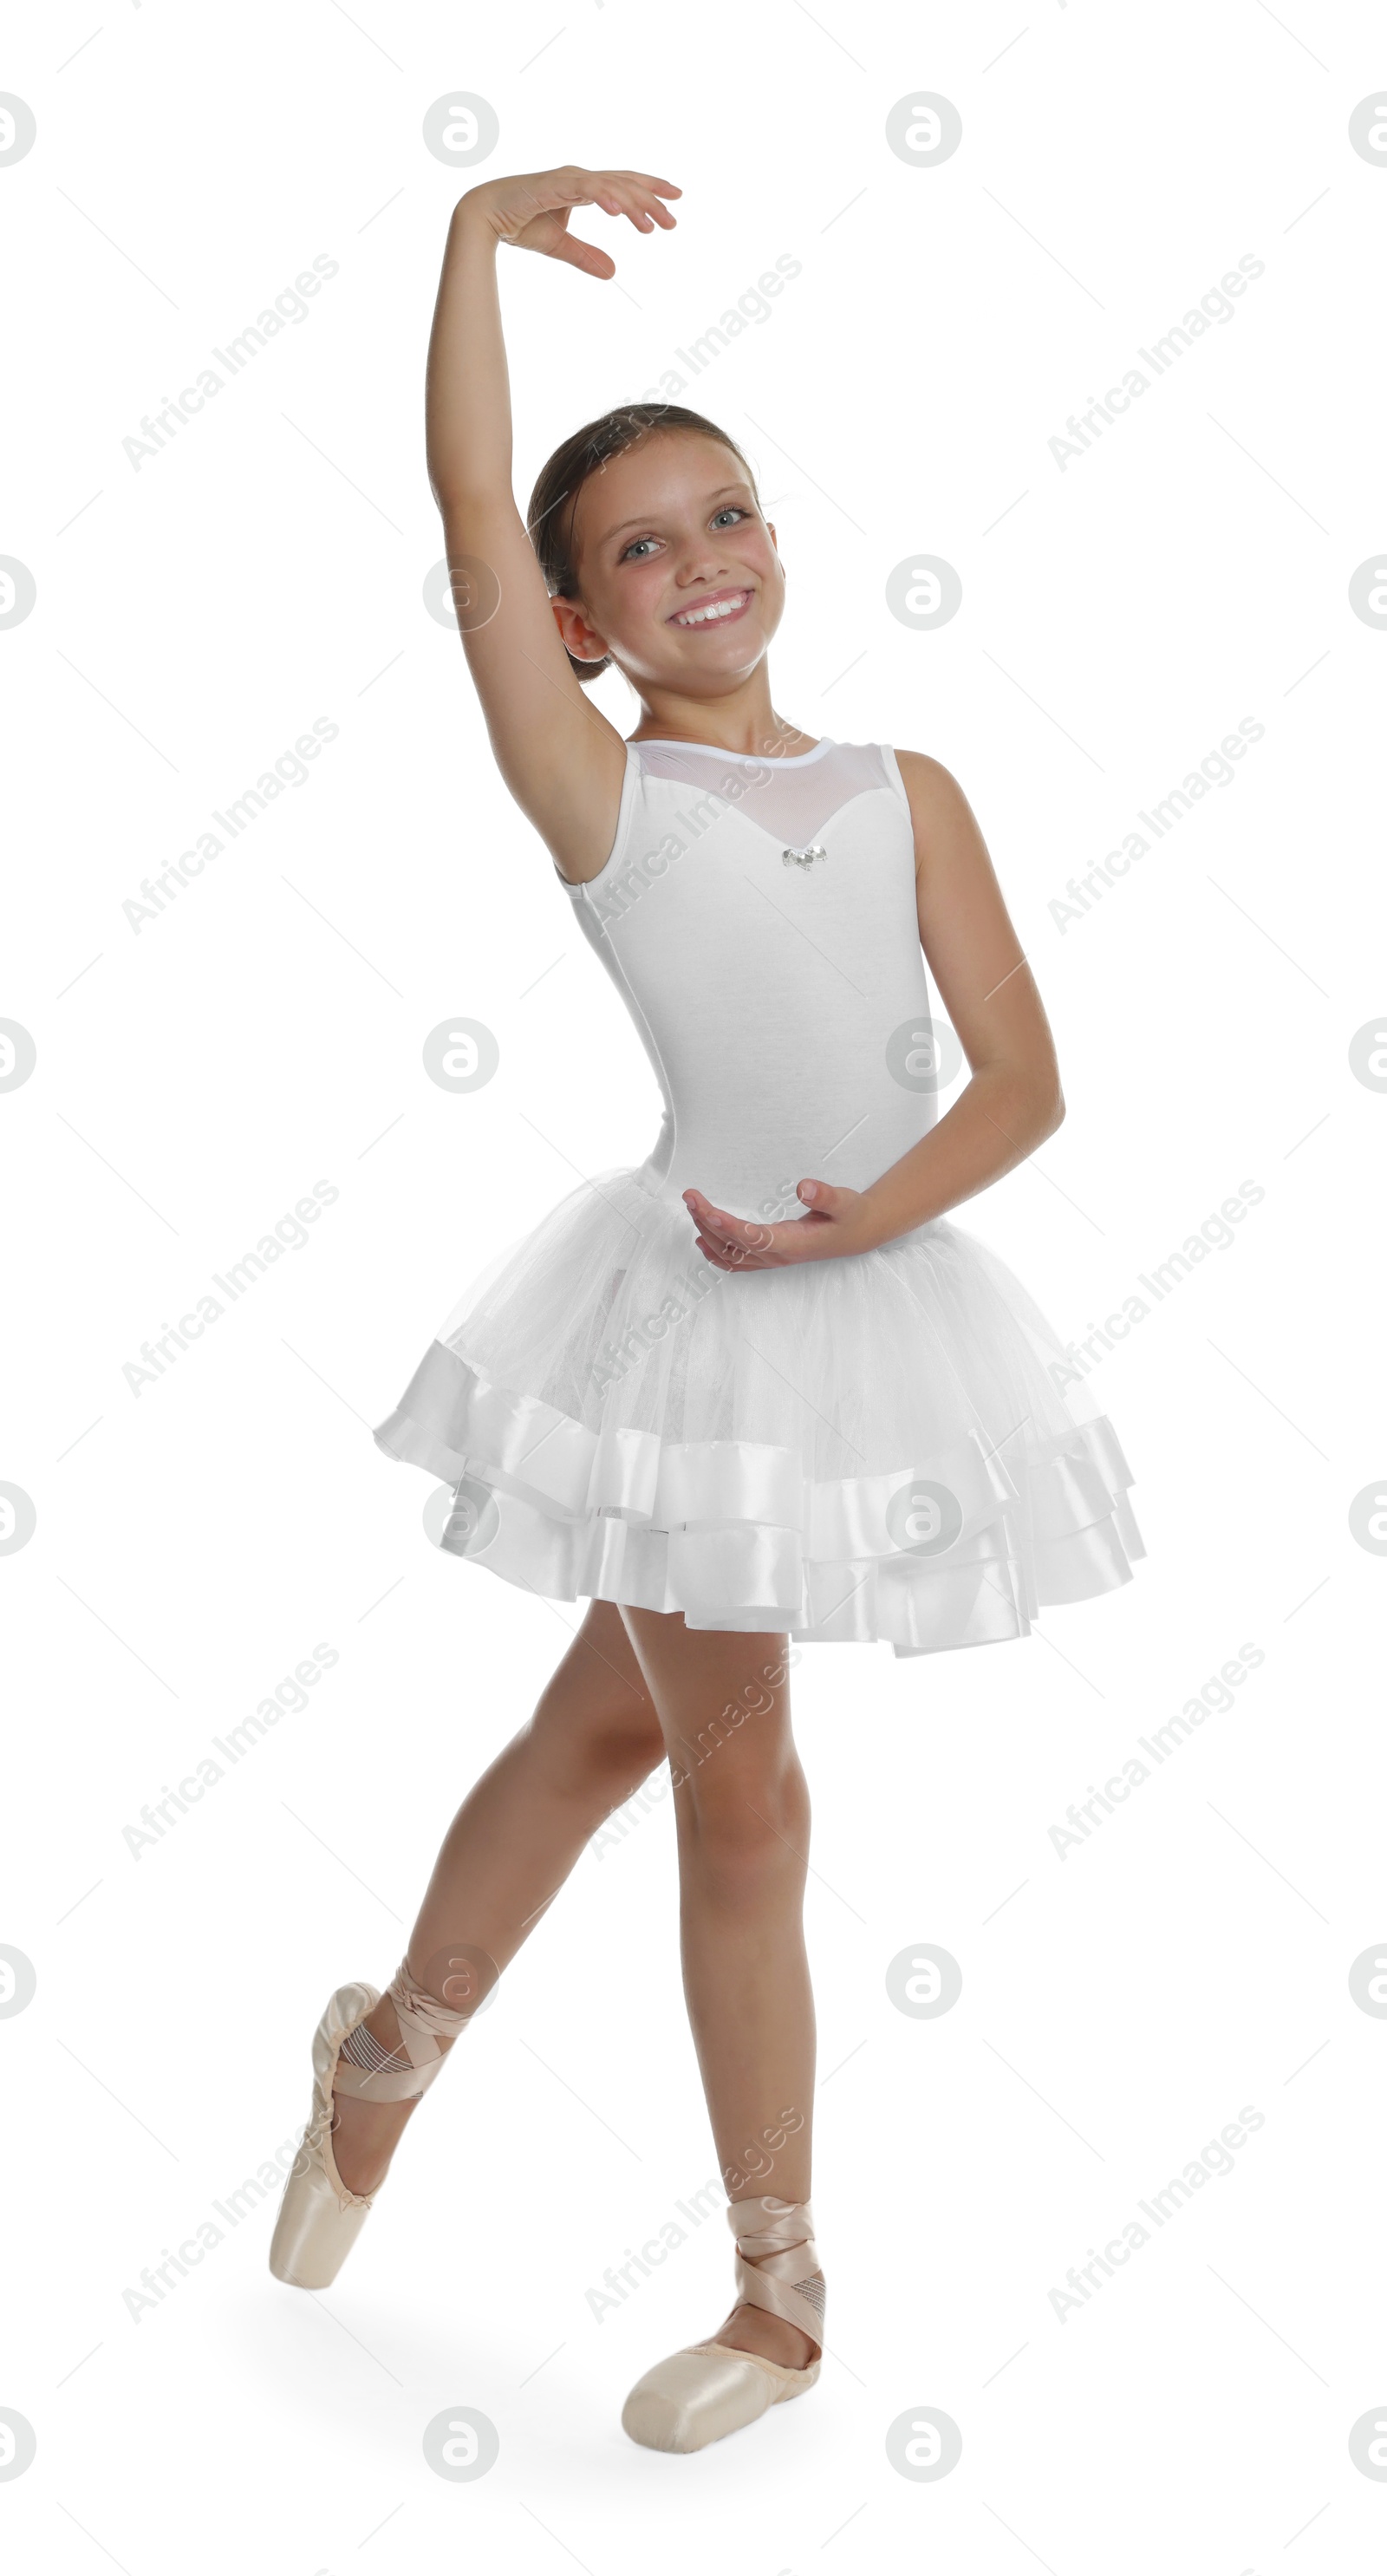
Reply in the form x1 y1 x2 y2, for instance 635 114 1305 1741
676 594 746 625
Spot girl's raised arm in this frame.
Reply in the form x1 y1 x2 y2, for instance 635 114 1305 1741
426 166 680 883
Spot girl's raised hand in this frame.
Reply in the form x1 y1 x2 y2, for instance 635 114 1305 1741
463 166 680 278
682 1183 882 1271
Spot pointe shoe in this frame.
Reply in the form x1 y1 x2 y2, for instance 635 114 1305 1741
268 1959 473 2289
622 2196 825 2454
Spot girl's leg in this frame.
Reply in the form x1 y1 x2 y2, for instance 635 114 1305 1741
331 1597 667 2193
616 1608 819 2374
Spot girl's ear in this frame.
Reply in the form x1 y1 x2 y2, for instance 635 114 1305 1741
550 592 607 663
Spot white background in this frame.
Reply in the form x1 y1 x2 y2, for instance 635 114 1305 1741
3 1 1386 2568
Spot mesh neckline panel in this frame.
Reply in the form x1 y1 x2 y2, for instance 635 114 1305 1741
630 736 833 766
632 738 891 845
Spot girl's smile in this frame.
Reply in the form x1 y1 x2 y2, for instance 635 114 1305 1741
667 584 755 629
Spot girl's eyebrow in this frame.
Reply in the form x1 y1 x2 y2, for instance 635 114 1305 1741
604 486 752 544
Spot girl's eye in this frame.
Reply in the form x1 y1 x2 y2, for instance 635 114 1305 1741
620 505 750 561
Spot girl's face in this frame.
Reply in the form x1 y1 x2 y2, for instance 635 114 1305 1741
556 434 784 689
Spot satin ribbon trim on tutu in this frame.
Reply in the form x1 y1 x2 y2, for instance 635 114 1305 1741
373 1342 1146 1657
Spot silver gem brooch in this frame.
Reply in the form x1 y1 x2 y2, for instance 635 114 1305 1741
782 844 829 870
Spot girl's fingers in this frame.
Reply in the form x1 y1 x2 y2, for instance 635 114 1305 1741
600 192 674 231
502 167 680 220
632 185 680 225
684 1190 844 1272
687 1190 800 1267
691 1197 739 1242
703 1212 776 1259
583 169 680 225
692 1208 742 1253
603 169 681 196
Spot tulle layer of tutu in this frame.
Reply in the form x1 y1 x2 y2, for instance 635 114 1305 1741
373 1166 1146 1657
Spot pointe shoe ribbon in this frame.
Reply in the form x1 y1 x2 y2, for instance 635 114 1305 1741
330 1954 481 2103
621 2195 825 2453
726 2194 826 2350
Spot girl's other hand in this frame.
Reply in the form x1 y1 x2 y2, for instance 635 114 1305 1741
461 166 680 278
681 1182 881 1270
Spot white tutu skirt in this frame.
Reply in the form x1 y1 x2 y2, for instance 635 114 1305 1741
373 1167 1145 1657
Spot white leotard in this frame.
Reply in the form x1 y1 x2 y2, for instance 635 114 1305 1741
559 736 937 1220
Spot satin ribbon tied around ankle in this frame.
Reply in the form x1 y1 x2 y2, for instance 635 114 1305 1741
331 1956 489 2104
726 2194 826 2349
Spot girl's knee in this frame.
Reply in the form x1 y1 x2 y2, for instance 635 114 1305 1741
677 1745 809 1872
528 1696 667 1797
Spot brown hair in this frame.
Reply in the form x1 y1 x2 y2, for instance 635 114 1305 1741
527 403 761 682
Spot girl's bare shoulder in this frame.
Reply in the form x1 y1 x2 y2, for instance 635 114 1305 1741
889 749 989 871
891 746 974 805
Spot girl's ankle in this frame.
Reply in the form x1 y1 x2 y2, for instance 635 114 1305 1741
329 2090 413 2196
713 2302 818 2371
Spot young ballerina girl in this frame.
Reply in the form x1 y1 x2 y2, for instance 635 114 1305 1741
269 163 1145 2454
